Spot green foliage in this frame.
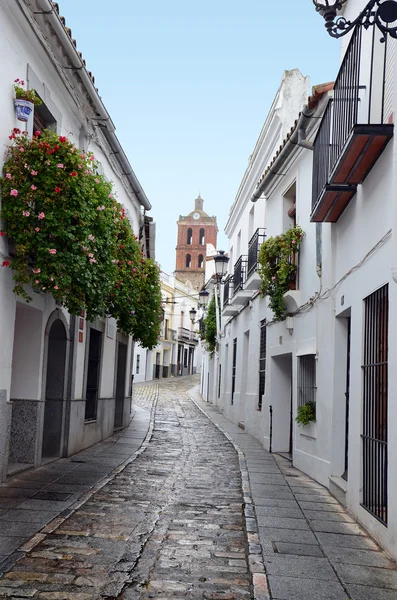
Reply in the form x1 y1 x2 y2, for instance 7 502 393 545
258 225 304 321
0 128 162 349
203 294 217 356
296 401 316 426
13 78 42 106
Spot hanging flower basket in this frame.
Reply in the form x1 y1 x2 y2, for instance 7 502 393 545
12 78 42 122
14 99 34 122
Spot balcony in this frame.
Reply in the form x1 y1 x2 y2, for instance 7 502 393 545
222 275 238 317
232 255 252 305
163 328 176 342
311 25 393 223
246 228 266 290
177 327 198 345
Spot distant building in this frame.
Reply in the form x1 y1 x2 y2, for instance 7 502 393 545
133 273 200 381
174 195 218 290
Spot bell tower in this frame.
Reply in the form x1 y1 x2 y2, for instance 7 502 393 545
174 195 218 290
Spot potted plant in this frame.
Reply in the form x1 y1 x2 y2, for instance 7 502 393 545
296 401 316 426
13 79 42 122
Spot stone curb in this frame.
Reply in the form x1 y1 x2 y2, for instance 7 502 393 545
1 385 160 575
188 388 271 600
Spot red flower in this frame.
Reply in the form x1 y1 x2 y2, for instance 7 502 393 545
0 232 5 237
2 260 10 267
55 187 61 193
34 131 41 137
58 136 67 143
70 171 77 177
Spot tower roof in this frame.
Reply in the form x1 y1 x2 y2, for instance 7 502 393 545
187 194 208 217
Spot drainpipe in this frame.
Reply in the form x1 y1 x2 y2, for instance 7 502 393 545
251 105 314 203
34 0 151 211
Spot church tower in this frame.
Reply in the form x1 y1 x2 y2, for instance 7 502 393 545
174 195 218 290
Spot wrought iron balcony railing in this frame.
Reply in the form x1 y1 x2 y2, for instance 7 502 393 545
312 24 394 223
177 327 191 342
223 275 233 308
233 256 248 295
247 228 266 278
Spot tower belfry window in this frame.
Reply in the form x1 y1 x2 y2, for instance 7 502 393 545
187 228 192 245
200 228 205 245
186 254 191 268
198 254 204 269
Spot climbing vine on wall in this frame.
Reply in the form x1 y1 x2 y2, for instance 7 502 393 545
0 128 162 348
258 225 304 321
203 294 217 356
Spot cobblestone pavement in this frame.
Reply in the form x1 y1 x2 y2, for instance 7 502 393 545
189 387 397 600
0 377 253 599
131 383 159 412
0 397 153 572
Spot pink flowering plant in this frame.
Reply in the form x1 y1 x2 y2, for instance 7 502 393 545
13 79 42 106
107 214 162 348
258 225 304 321
0 128 162 346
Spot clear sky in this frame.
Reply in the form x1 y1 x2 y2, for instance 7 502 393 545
63 0 340 274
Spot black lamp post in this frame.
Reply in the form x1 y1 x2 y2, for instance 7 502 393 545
213 250 229 283
313 0 397 38
189 307 197 324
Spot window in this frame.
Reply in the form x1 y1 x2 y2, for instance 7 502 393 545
199 228 205 245
85 328 102 421
297 355 316 408
187 228 192 245
165 319 169 340
258 319 267 410
362 284 389 525
283 181 296 231
231 338 237 404
198 254 204 269
186 254 191 268
184 349 188 367
136 354 140 374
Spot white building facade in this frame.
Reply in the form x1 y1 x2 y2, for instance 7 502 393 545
133 272 200 382
0 1 155 480
202 0 397 560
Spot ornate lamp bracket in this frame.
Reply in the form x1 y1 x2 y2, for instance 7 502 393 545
317 0 397 39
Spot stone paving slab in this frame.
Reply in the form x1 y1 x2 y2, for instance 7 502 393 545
189 384 397 600
0 386 156 572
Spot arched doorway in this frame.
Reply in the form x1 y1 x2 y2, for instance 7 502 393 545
42 319 67 460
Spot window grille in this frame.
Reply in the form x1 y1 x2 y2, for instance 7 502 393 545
362 284 388 525
231 338 237 404
297 355 316 408
258 319 266 410
136 355 140 374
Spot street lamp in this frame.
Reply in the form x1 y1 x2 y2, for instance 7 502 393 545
198 289 210 309
313 0 397 38
214 250 229 282
189 307 197 324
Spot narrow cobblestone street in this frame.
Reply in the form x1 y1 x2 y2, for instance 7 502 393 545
0 377 396 600
0 378 252 600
